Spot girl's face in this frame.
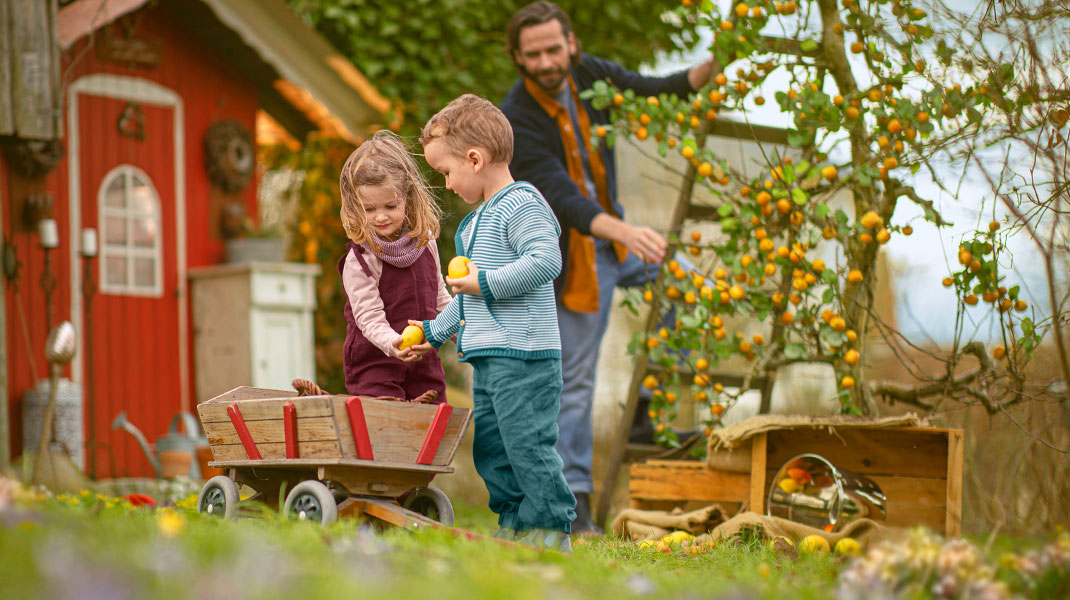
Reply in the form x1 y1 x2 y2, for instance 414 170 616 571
359 184 407 241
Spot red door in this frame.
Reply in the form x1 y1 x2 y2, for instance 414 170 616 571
76 92 182 477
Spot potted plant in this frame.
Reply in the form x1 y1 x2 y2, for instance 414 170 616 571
224 218 285 264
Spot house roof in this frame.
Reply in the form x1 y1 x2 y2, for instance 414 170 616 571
57 0 391 143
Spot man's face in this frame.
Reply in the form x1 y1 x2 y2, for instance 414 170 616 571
514 19 577 93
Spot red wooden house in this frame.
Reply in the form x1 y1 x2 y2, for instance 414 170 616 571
1 0 388 477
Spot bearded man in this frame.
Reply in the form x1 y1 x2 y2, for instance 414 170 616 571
500 1 715 535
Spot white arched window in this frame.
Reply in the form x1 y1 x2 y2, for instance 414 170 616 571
98 166 163 296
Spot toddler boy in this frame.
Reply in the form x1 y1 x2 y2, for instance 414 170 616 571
418 94 576 551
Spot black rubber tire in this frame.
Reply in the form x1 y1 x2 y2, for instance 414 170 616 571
197 475 239 519
402 486 455 526
283 480 338 525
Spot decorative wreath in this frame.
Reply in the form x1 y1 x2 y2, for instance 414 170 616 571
203 120 254 193
3 139 65 179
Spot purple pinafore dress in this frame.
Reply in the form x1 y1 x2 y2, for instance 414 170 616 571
337 241 447 403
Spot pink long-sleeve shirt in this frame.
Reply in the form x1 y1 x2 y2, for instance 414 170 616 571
341 241 453 357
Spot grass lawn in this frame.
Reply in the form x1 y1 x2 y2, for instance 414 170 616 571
0 483 1066 600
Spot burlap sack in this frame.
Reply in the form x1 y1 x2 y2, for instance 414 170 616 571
708 413 927 454
694 511 890 547
615 503 891 547
612 504 729 541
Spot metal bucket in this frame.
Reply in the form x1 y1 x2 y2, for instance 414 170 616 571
766 453 886 531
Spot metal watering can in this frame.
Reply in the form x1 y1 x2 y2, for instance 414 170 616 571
111 411 207 479
766 453 886 532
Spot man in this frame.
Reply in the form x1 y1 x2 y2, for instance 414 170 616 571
500 1 714 535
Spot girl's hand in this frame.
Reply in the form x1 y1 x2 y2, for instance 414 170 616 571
446 261 481 295
392 321 432 362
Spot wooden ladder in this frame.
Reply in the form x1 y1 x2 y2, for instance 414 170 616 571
594 35 819 525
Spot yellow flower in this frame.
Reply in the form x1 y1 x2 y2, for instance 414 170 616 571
157 511 185 538
79 489 91 497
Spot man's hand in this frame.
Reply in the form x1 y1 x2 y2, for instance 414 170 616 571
688 56 718 91
392 320 433 362
590 213 667 264
620 223 667 264
446 261 482 295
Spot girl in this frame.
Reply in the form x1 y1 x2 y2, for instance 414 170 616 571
331 130 452 403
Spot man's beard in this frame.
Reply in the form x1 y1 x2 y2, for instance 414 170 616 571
522 56 576 92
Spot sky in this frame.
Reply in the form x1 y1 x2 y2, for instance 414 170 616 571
641 0 1067 346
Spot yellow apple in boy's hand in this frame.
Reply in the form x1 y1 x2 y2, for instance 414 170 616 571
398 325 425 350
448 256 471 279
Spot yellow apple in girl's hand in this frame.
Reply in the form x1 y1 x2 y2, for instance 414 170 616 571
447 256 471 279
398 325 425 350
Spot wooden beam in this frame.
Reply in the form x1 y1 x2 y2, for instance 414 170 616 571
759 36 824 59
630 460 750 504
415 403 453 465
344 396 374 461
707 119 791 146
749 433 768 513
9 0 61 139
0 0 13 135
0 157 8 469
282 401 298 459
210 457 453 473
227 403 262 460
945 429 964 537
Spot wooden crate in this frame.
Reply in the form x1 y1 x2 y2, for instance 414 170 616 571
629 426 964 537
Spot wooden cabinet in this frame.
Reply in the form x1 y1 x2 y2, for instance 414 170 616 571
190 262 321 402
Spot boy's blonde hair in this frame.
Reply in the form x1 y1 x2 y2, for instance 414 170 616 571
420 94 514 164
339 130 441 251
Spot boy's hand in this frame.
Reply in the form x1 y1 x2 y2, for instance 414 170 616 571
446 261 482 295
392 321 433 362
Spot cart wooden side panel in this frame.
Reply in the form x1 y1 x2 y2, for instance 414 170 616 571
330 396 471 466
197 387 472 467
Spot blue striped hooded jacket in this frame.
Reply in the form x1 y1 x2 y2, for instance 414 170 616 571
423 181 562 361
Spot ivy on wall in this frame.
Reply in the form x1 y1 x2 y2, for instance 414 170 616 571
268 1 705 391
288 0 704 132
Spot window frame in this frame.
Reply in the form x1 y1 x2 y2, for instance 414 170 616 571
97 165 164 297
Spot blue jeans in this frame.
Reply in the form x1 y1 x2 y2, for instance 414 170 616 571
470 356 576 532
555 242 660 494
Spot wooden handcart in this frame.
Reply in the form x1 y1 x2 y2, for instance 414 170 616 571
194 387 473 531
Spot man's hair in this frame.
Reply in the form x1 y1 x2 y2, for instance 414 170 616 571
338 130 441 251
420 94 514 164
506 1 582 72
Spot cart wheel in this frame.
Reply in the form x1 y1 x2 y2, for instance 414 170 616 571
197 475 239 519
283 480 338 525
402 487 454 526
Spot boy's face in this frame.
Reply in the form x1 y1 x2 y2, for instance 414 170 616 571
359 184 407 240
424 139 482 205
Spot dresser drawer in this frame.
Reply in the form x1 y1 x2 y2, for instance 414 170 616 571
251 271 313 308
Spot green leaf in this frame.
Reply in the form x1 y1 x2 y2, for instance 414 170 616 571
816 203 830 218
792 187 808 205
782 165 797 184
784 343 807 359
787 131 811 147
799 39 819 52
717 203 735 217
820 327 847 347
